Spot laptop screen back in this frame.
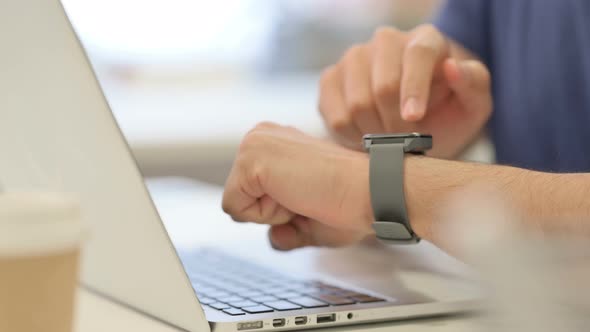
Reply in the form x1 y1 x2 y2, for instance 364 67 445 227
0 1 208 330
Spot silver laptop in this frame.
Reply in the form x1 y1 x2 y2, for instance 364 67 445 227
0 1 480 331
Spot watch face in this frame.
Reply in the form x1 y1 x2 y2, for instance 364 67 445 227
363 133 432 152
363 133 428 140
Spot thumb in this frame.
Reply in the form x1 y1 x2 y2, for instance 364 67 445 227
268 217 371 251
443 58 492 113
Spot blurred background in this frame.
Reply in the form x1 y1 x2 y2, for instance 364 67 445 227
62 0 443 186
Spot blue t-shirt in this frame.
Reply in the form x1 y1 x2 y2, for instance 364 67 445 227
434 0 590 172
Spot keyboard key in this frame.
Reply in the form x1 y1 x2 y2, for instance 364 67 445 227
263 300 302 311
310 294 355 305
198 276 224 285
266 286 291 294
291 286 325 295
225 286 254 294
197 297 216 305
206 291 231 299
194 286 219 295
229 300 259 308
250 295 279 303
284 282 308 290
350 295 385 303
209 302 230 310
217 296 245 303
223 308 246 316
207 281 233 289
329 290 365 297
275 291 301 299
287 296 328 308
240 280 265 288
241 291 265 298
191 280 212 289
242 305 274 314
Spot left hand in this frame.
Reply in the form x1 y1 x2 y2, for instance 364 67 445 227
222 122 374 250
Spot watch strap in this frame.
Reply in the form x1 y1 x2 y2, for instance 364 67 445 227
369 143 419 244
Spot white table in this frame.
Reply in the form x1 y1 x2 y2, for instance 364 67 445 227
74 177 478 332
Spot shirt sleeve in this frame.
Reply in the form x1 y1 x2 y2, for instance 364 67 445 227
432 0 491 64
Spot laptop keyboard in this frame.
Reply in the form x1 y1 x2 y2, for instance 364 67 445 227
181 249 386 316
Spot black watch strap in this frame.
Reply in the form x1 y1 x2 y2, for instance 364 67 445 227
368 143 419 244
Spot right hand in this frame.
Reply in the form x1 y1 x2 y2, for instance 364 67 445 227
319 25 492 158
222 122 374 251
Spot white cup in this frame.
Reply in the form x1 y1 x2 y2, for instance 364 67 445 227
0 192 85 332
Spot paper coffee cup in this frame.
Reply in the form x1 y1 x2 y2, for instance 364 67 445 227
0 192 85 332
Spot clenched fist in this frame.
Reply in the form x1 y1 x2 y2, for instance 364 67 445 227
222 122 375 250
319 25 493 158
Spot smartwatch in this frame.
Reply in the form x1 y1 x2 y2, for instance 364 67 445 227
363 133 432 244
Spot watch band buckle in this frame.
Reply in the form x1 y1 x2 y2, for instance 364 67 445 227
372 221 420 244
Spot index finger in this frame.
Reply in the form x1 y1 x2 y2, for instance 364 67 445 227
371 28 405 132
400 25 449 121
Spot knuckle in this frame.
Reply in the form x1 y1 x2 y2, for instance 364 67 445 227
284 125 300 133
465 60 492 88
406 39 440 58
229 214 246 223
319 65 336 87
240 130 263 154
253 121 277 130
221 194 241 219
260 205 280 225
408 24 446 56
373 80 400 101
343 44 365 63
237 137 250 154
347 44 364 55
318 67 338 114
242 122 276 148
329 114 352 133
414 23 442 40
372 26 401 43
239 131 256 150
476 62 492 86
221 199 235 216
245 162 265 193
318 101 329 118
347 97 372 117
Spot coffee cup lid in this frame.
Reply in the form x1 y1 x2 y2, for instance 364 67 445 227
0 192 85 257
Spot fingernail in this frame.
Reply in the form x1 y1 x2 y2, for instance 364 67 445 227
403 97 422 120
270 240 285 251
458 62 472 83
449 59 472 84
269 237 286 251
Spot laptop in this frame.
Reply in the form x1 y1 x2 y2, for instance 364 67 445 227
0 1 480 331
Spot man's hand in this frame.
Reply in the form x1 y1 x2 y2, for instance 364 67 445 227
319 25 492 158
222 122 374 250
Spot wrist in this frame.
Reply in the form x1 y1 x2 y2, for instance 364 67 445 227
347 151 374 233
358 154 430 241
404 155 434 241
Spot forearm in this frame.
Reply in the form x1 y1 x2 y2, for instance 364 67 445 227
405 156 590 253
